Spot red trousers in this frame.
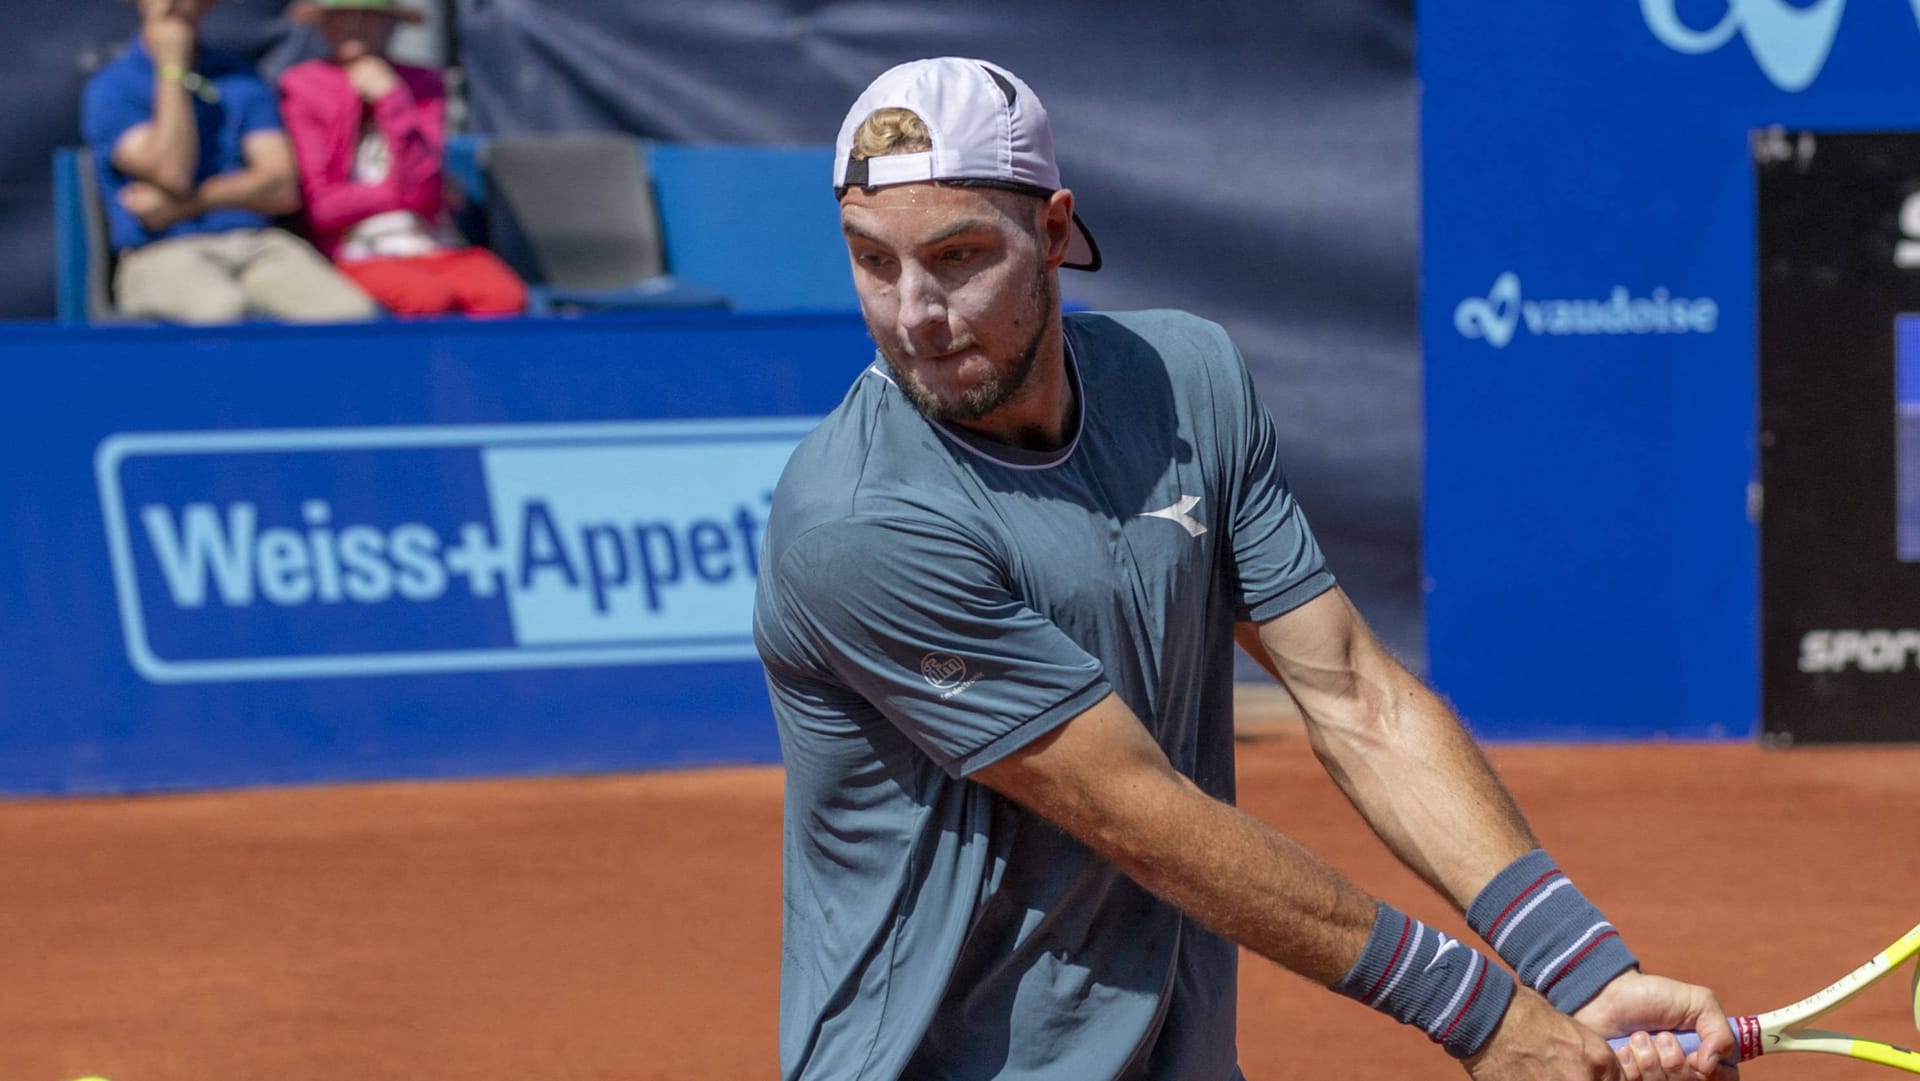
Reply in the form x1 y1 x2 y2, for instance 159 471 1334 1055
338 247 527 317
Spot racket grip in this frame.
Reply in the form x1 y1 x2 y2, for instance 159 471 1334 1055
1606 1020 1745 1063
1607 1031 1702 1056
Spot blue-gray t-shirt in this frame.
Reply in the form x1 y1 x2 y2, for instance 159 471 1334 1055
753 310 1335 1081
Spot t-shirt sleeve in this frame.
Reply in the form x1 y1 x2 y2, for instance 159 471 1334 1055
764 516 1112 778
81 72 144 161
1215 336 1335 621
231 76 284 136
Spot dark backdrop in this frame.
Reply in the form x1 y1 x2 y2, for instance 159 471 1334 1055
3 0 1423 664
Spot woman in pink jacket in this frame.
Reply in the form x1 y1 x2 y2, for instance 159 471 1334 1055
280 0 525 316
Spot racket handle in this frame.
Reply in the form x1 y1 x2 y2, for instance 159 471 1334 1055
1606 1020 1746 1063
1607 1031 1702 1055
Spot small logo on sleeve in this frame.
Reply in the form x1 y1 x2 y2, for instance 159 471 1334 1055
921 652 966 688
920 652 980 700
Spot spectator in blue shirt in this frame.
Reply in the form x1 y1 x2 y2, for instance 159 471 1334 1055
82 0 377 324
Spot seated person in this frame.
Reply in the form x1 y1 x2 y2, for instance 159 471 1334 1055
279 0 526 317
81 0 378 324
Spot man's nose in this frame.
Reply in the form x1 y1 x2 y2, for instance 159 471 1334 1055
894 265 948 340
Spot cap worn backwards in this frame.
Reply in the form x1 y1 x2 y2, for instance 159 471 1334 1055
832 57 1102 272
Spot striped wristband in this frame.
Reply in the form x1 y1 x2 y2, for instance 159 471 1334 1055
1467 849 1639 1013
1332 901 1516 1059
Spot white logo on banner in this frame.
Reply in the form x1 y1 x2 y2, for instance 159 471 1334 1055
1799 629 1920 672
95 420 813 683
1640 0 1897 92
1454 272 1524 348
1453 273 1720 349
1897 192 1920 269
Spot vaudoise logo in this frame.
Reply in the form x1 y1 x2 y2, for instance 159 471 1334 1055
1641 0 1847 92
1643 0 1920 92
1452 273 1719 350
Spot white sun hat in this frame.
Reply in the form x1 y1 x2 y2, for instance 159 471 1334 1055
833 56 1102 271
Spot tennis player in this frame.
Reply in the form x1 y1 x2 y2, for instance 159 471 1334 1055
753 56 1736 1081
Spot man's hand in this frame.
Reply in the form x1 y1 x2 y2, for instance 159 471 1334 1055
1575 970 1741 1081
139 0 196 69
118 180 197 231
344 55 401 102
1466 990 1624 1080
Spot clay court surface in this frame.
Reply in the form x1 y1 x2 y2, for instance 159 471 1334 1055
5 716 1918 1081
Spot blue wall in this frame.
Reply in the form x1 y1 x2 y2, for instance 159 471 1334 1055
0 313 873 795
1421 2 1920 740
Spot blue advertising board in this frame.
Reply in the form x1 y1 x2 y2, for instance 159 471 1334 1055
1421 2 1920 740
0 313 874 795
98 421 804 682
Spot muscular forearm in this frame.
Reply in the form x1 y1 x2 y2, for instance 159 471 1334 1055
1298 657 1536 909
1244 594 1538 911
976 697 1379 986
1089 769 1379 985
974 692 1538 1062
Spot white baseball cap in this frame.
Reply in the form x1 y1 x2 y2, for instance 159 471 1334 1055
833 57 1103 272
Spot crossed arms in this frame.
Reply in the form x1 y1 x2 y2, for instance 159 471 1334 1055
110 64 300 233
114 127 302 233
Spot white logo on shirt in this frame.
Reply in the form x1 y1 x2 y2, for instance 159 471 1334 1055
920 652 966 688
1137 495 1208 537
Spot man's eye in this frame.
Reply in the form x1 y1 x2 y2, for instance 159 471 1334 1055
940 248 977 264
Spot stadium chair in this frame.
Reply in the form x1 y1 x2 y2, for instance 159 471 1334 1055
478 133 731 315
52 148 116 326
442 132 489 246
645 144 857 312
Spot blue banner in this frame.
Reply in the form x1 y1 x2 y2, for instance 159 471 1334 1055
99 420 806 681
0 313 873 795
1422 2 1920 740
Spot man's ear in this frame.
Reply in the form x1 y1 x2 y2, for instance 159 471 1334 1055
1042 189 1076 269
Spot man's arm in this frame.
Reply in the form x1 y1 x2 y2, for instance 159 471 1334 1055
120 131 302 233
1239 586 1735 1079
111 9 199 194
195 130 302 217
974 691 1378 984
1239 587 1535 905
970 691 1630 1080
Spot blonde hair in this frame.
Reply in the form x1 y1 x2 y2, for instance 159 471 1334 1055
850 108 932 160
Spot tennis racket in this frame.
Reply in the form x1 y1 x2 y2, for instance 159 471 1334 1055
1607 920 1920 1073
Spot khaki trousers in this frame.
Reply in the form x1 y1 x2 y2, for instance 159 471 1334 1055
114 228 380 325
